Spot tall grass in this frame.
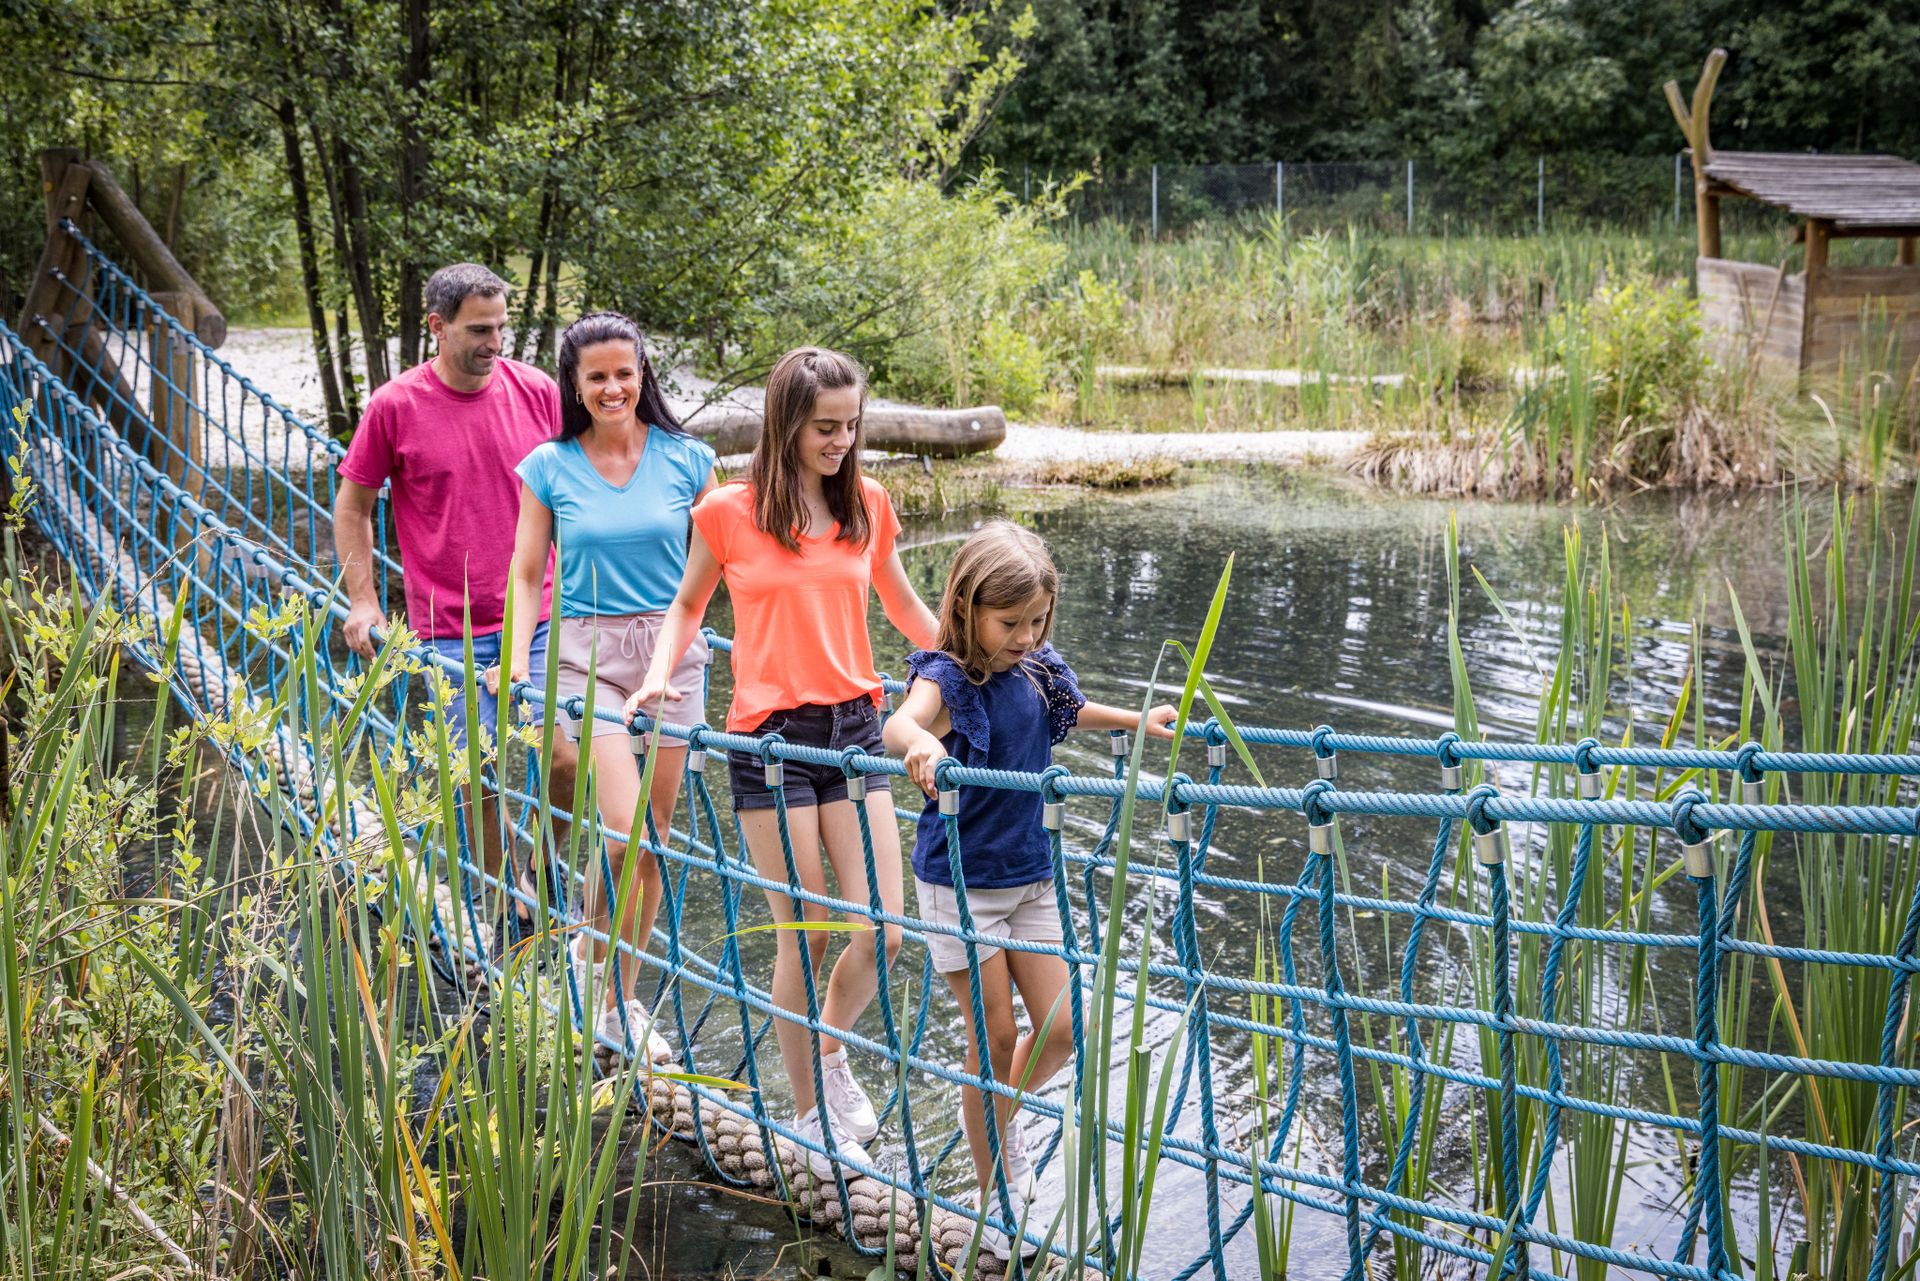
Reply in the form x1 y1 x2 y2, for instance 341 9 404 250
0 548 711 1278
1732 496 1920 1281
1030 218 1919 496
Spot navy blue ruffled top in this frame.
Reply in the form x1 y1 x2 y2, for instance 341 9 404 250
905 645 1085 889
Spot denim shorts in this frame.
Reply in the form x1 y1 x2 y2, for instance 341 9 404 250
427 620 549 748
728 696 892 811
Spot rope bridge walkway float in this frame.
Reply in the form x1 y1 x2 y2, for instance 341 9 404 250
5 218 1920 1281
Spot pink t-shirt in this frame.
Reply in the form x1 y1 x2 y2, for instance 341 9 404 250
337 358 557 639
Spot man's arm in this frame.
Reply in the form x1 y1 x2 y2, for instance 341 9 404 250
332 478 388 658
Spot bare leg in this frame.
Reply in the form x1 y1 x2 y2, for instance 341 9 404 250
946 954 1021 1192
739 805 833 1107
813 791 906 1055
579 735 686 1010
1003 948 1076 1121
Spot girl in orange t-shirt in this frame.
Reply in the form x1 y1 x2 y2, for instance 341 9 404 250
630 347 937 1175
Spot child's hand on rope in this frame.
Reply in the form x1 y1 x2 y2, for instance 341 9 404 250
902 734 949 798
1140 703 1181 740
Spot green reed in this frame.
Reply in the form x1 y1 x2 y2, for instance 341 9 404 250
0 543 746 1279
1742 496 1920 1281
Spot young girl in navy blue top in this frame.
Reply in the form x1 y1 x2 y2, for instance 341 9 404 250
882 520 1176 1256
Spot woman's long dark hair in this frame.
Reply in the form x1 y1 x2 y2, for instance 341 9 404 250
555 311 684 442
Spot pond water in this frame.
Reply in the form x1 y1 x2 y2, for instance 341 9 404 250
656 467 1907 1278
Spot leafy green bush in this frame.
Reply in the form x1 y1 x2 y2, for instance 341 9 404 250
969 314 1050 412
735 174 1065 409
1568 271 1706 427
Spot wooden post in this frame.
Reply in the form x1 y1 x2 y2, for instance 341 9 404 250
147 291 203 492
1899 237 1917 266
1665 48 1727 261
1801 219 1831 381
15 156 93 375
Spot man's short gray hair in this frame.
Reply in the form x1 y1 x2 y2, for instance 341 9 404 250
424 263 509 323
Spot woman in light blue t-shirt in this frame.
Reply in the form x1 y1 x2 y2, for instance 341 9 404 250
493 311 715 1065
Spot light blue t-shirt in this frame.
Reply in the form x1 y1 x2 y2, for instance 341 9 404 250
515 428 715 617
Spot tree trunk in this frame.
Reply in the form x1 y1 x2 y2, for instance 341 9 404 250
396 0 431 369
333 136 390 390
537 214 564 368
514 192 551 362
306 113 363 421
278 100 349 436
164 163 186 250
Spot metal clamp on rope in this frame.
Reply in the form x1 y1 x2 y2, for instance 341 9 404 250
1165 773 1195 842
1736 741 1766 805
1311 725 1339 781
1473 825 1509 865
686 747 706 775
1674 788 1715 877
1574 738 1603 799
1207 741 1228 769
846 772 867 802
1302 778 1338 856
938 786 960 817
756 731 787 789
1110 732 1131 758
1040 765 1070 832
1466 784 1506 864
1436 732 1463 790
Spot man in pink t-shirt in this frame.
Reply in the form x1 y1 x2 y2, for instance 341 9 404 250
333 263 568 946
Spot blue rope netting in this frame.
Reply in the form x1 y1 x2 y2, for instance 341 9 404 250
5 222 1920 1281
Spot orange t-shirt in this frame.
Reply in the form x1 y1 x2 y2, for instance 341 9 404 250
691 477 902 732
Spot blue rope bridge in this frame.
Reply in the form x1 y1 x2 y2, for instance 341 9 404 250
5 221 1920 1281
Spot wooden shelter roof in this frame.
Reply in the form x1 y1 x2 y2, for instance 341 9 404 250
1702 151 1920 232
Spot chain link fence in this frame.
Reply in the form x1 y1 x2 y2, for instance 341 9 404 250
1023 153 1743 235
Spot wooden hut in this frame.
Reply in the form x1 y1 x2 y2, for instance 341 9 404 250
1670 50 1920 380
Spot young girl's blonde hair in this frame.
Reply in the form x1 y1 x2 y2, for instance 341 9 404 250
935 521 1059 683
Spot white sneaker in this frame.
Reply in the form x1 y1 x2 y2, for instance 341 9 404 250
597 996 675 1064
819 1047 880 1143
793 1106 872 1179
960 1099 1037 1198
572 936 674 1064
970 1184 1033 1262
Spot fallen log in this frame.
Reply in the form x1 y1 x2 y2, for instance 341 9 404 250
681 404 1006 458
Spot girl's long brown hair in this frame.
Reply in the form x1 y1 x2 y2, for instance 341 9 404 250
935 521 1060 683
745 346 871 553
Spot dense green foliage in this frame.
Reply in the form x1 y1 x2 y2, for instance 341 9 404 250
1 0 1037 431
972 0 1920 170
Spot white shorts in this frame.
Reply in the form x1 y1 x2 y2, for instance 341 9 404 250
915 877 1064 974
